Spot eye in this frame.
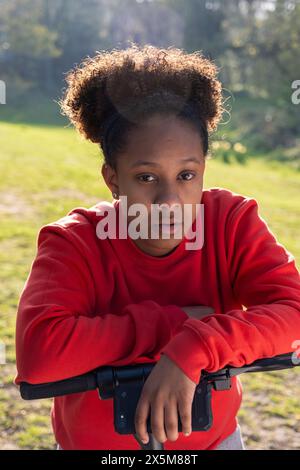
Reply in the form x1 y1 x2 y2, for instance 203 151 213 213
179 171 196 181
136 174 157 183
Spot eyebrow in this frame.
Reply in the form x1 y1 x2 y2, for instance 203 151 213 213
130 157 202 169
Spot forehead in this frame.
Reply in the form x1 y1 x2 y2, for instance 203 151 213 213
120 115 203 167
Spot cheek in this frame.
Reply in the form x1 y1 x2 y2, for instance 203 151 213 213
183 197 203 223
124 180 154 204
123 198 153 227
183 187 203 206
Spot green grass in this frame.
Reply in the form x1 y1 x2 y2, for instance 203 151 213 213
214 93 300 170
205 156 300 259
0 118 299 449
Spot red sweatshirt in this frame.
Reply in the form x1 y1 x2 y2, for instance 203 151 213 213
15 187 300 450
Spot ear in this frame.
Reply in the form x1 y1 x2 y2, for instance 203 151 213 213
101 163 119 195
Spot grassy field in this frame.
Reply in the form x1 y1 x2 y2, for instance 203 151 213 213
0 119 299 449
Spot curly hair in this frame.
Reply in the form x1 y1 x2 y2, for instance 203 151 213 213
59 43 224 170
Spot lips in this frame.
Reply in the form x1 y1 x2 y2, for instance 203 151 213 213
157 223 181 227
158 221 181 226
150 220 183 233
156 223 183 235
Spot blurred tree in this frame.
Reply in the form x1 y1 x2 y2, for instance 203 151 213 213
0 0 61 94
0 0 112 94
221 0 300 148
0 0 299 150
106 0 184 49
48 0 110 89
162 0 226 59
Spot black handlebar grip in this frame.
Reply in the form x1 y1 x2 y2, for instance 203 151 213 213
19 352 299 400
20 371 97 400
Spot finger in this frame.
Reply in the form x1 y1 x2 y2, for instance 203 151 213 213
134 394 150 444
164 397 179 442
178 397 192 436
151 398 168 443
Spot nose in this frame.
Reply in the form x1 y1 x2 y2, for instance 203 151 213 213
154 180 181 204
154 193 181 209
153 190 182 223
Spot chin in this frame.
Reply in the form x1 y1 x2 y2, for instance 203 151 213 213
151 237 182 248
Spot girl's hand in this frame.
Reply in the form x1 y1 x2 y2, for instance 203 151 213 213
134 354 197 445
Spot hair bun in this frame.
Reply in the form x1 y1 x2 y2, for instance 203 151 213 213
59 43 224 144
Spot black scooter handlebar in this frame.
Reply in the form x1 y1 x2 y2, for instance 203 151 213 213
19 351 298 401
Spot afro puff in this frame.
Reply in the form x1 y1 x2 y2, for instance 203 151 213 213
59 43 224 167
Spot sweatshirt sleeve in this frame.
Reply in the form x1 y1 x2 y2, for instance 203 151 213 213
15 224 188 385
161 197 300 384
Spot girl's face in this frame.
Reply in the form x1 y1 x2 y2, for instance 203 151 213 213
102 114 206 257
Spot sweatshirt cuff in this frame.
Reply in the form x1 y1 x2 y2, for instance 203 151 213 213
160 327 212 384
164 305 189 335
